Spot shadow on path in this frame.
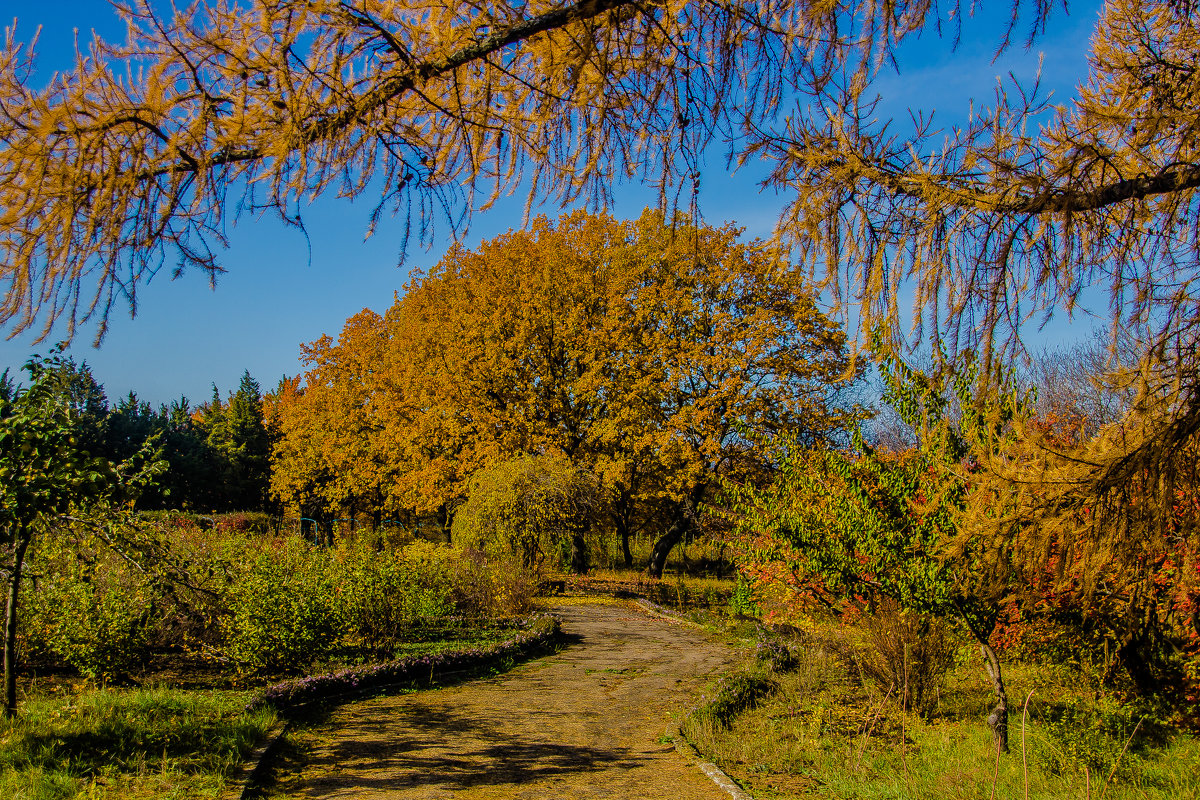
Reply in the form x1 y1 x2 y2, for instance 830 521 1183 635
279 601 735 799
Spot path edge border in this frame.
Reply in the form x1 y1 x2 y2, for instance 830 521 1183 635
219 719 291 800
672 728 755 800
632 597 707 629
628 597 755 800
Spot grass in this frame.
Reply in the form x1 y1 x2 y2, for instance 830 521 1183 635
683 621 1200 799
2 620 527 799
0 687 276 800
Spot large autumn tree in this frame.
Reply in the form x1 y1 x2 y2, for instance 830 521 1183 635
271 209 858 573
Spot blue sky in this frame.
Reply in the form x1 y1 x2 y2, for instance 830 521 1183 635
0 0 1105 406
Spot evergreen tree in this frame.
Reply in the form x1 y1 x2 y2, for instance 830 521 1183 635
195 374 272 511
226 372 271 511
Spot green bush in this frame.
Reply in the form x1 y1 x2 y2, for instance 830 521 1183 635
220 537 341 673
23 543 154 682
20 522 541 680
685 670 776 737
728 572 760 617
333 538 455 650
211 511 276 535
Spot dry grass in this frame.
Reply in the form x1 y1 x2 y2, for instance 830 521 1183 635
685 616 1200 799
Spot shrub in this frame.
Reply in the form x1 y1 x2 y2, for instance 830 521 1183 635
333 537 456 650
756 631 800 672
20 522 542 679
856 601 958 717
685 670 776 736
211 512 275 535
728 572 760 617
451 454 599 569
22 543 154 681
251 614 561 712
31 578 153 681
450 548 540 616
220 537 341 673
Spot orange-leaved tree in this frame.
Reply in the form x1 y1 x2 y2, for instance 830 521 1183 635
270 209 861 573
265 310 393 529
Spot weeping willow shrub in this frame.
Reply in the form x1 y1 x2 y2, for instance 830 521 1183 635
451 453 601 570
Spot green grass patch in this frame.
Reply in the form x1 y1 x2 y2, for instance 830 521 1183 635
0 687 276 800
684 624 1200 799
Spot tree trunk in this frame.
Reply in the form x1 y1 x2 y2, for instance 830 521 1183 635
569 532 589 575
646 483 707 579
4 532 31 718
646 511 685 579
614 514 634 569
980 641 1010 754
611 487 635 569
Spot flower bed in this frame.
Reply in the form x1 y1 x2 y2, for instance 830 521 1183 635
248 614 560 713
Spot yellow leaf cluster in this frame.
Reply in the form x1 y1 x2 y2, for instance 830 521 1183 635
268 209 859 529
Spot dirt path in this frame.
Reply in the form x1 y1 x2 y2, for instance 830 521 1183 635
274 600 737 799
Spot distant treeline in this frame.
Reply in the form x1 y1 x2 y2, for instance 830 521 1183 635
0 357 273 512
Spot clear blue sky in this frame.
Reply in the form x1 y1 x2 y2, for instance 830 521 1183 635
0 0 1104 406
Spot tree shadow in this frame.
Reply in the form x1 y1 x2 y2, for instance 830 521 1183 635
301 701 647 793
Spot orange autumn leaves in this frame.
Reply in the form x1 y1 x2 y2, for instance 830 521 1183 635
266 209 857 529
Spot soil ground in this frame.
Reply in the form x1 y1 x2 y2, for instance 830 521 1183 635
263 599 738 799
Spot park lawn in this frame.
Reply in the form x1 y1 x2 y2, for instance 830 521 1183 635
0 686 274 800
684 622 1200 800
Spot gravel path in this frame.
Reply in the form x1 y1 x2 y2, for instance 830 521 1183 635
274 600 737 799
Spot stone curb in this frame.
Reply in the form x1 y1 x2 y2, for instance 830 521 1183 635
632 597 707 629
672 729 755 800
219 719 290 800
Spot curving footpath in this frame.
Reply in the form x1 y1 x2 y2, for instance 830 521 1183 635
277 601 738 799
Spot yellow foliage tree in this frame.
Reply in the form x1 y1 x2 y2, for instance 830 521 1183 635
270 209 859 573
265 310 392 526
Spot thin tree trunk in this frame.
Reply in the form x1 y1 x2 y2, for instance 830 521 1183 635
646 483 706 578
4 532 31 718
980 641 1010 754
613 512 634 569
611 486 635 569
